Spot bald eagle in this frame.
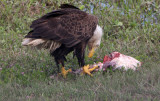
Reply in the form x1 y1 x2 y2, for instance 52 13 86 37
22 4 103 77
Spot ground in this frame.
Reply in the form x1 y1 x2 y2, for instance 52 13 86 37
0 0 160 100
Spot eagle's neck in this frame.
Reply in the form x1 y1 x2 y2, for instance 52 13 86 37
88 25 103 50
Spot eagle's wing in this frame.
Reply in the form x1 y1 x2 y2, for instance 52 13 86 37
25 6 98 47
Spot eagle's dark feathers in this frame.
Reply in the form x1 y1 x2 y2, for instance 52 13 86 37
26 4 98 47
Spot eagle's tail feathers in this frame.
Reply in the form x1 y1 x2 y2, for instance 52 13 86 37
22 38 61 51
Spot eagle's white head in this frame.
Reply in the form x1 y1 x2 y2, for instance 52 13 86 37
88 25 103 57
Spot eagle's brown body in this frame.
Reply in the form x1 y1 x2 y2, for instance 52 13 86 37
22 4 102 72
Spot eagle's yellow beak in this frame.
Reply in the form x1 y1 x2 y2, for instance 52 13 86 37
88 47 95 58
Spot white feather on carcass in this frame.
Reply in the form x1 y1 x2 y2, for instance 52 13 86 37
103 52 141 71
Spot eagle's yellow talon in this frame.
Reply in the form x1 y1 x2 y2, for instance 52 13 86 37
60 67 72 78
89 65 99 72
82 65 99 76
88 48 95 58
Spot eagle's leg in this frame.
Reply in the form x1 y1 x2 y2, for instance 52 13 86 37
55 59 60 73
60 66 72 78
75 43 97 76
81 65 99 76
57 60 72 78
61 61 72 78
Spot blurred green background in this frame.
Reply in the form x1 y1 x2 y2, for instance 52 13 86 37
0 0 160 100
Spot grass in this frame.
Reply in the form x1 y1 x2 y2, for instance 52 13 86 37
0 0 160 100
